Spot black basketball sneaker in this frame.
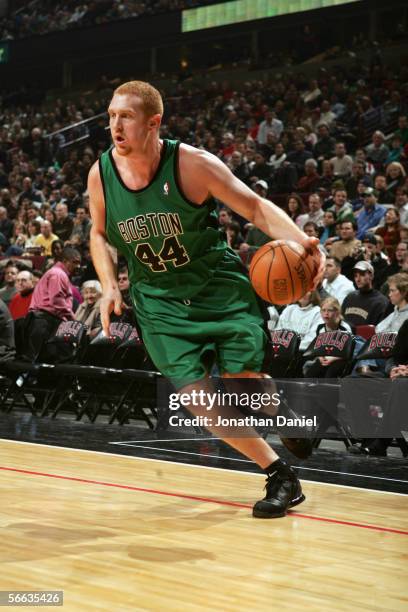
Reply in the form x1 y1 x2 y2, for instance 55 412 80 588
253 462 305 519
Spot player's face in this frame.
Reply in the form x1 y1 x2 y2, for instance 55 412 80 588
108 94 155 155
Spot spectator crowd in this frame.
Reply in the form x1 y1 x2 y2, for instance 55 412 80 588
0 0 223 41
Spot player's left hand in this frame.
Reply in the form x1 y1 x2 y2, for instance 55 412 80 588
301 237 326 290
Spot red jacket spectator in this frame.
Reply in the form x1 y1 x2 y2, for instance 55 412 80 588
8 270 34 320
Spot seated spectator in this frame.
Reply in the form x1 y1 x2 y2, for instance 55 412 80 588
74 280 102 337
327 220 361 262
386 135 403 164
303 221 320 239
322 257 355 305
268 142 287 171
345 161 371 200
347 234 391 289
356 187 386 239
8 270 35 320
225 221 244 250
303 297 352 378
257 111 283 145
296 159 321 193
394 188 408 227
24 220 42 249
328 188 354 224
5 222 27 256
248 153 271 184
0 297 15 363
376 273 408 333
0 206 13 241
69 206 92 244
387 242 408 275
319 210 337 244
26 247 81 360
0 262 18 306
286 140 313 177
275 290 322 351
314 124 336 162
317 159 335 191
285 193 305 226
394 115 408 146
351 178 371 213
342 261 392 327
297 192 324 230
217 207 233 228
365 130 389 169
385 162 406 203
375 207 404 260
53 203 74 242
34 221 59 256
330 142 353 179
373 174 391 204
354 273 408 377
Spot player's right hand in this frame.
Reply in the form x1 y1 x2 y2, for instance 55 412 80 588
100 287 124 337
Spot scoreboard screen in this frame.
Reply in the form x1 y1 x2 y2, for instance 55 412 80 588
182 0 361 33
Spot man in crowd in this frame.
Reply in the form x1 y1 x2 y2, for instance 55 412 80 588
330 142 353 179
53 202 74 242
328 188 354 224
322 257 355 305
297 192 324 229
8 270 35 320
342 261 392 327
356 187 386 239
26 247 81 359
34 220 59 256
365 130 389 168
0 262 18 306
327 220 361 262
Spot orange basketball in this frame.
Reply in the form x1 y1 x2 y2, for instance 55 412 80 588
249 240 316 305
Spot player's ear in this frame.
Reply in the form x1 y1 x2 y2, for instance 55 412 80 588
148 113 161 130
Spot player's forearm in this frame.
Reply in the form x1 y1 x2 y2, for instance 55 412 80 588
252 198 309 246
90 230 118 290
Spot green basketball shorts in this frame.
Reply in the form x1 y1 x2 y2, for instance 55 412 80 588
132 257 267 389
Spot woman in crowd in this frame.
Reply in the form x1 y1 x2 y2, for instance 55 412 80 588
74 280 102 337
303 297 352 378
385 162 406 202
374 207 403 260
275 290 323 352
285 193 305 226
24 220 42 249
225 221 244 251
319 209 337 245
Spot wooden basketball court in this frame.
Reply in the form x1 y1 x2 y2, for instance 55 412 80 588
0 439 407 611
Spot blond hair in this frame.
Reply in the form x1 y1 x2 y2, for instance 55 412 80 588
113 80 163 117
320 297 343 322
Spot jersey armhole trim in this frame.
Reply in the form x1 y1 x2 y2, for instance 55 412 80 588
174 141 206 210
98 156 108 229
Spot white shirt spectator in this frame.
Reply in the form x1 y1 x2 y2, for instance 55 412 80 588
322 274 355 305
257 117 283 144
276 303 323 351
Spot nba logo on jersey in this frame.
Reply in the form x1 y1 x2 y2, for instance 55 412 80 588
163 181 169 196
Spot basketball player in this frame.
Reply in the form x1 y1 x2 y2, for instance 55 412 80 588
88 81 325 518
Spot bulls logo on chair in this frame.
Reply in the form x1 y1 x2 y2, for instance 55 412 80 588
267 329 301 377
355 332 397 361
303 330 355 361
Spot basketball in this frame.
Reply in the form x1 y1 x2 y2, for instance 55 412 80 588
249 240 316 305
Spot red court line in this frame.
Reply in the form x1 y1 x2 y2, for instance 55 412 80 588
1 465 407 536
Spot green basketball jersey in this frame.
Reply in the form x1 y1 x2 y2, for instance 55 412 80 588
100 139 230 299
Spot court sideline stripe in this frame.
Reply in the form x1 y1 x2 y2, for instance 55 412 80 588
112 443 408 483
0 465 407 536
1 438 406 496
